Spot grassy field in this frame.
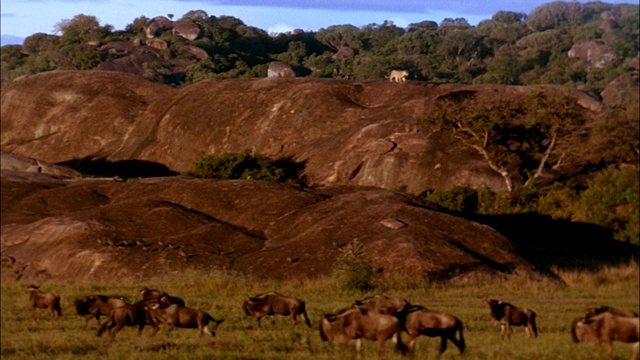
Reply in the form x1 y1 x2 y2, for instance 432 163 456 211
2 262 638 360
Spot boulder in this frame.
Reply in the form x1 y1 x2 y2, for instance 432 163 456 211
267 62 296 78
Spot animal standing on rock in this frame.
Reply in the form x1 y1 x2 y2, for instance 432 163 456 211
319 305 408 359
401 305 466 355
243 292 312 328
27 284 62 321
388 69 409 83
484 298 537 339
572 306 639 360
74 295 129 328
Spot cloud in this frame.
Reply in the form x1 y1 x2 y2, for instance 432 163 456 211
267 23 295 35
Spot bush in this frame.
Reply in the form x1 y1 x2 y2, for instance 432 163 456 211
333 240 375 292
424 186 479 213
188 150 305 185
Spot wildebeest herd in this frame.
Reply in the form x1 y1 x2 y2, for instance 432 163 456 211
27 285 639 359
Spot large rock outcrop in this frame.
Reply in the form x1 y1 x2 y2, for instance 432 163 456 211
1 71 604 195
1 172 541 284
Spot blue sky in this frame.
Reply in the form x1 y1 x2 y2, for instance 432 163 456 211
1 0 636 46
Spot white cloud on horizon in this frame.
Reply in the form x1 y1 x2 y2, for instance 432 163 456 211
267 23 295 35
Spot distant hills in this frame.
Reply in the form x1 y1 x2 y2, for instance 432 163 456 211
0 34 23 47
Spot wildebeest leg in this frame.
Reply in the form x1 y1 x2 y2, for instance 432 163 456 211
376 337 387 358
501 322 510 339
256 316 262 328
604 340 614 360
631 342 639 360
438 336 448 356
355 339 363 359
203 325 215 337
110 323 125 342
137 323 145 336
407 334 418 352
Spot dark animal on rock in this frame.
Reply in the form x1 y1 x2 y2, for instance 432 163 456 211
148 303 223 337
319 306 408 359
484 298 537 339
401 305 466 355
572 311 639 360
27 285 62 321
243 292 311 328
74 295 129 328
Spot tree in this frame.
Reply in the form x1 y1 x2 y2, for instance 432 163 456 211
316 25 362 51
54 14 112 44
523 91 586 184
432 96 520 191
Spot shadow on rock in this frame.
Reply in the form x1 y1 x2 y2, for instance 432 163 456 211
58 157 178 179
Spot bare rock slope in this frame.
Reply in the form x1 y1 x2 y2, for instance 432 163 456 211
0 71 602 194
1 172 539 284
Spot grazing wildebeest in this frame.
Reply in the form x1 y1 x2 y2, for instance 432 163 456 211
139 287 185 307
400 305 466 355
97 300 159 342
243 292 312 328
484 298 537 339
353 295 411 317
74 295 129 328
27 285 62 321
572 311 639 360
320 306 408 359
148 303 223 337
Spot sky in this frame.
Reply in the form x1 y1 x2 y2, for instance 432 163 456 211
1 0 636 46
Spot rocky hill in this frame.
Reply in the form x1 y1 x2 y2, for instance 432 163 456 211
1 70 608 195
1 71 636 284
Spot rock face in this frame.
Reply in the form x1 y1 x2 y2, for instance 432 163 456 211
0 172 541 284
1 71 604 195
567 40 617 68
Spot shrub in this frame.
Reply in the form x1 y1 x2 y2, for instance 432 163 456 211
424 186 479 213
333 240 375 292
579 166 639 244
188 150 305 185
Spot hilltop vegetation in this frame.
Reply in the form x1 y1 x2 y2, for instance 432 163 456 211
1 1 638 91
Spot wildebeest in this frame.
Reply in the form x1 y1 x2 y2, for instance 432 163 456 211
97 300 159 342
243 292 312 328
148 303 223 337
27 284 62 321
572 310 639 360
353 295 411 317
484 298 537 339
319 306 408 358
139 287 185 307
401 305 466 355
74 295 129 328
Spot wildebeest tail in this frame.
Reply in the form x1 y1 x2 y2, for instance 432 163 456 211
457 320 466 352
529 310 538 338
300 302 312 328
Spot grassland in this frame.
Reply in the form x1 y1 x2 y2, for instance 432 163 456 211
2 261 638 360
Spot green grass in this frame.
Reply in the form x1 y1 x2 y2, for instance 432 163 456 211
2 263 638 359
